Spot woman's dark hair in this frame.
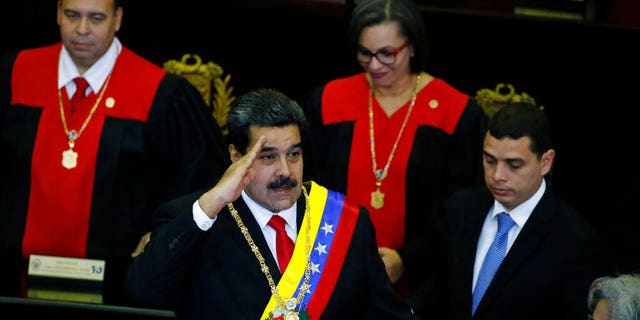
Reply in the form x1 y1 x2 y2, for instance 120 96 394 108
347 0 428 73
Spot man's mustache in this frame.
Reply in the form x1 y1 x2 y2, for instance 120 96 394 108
267 178 297 189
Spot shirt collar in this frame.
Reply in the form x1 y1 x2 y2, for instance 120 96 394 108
58 37 122 91
490 179 546 228
241 190 298 231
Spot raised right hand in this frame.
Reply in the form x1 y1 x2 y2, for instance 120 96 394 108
197 136 266 218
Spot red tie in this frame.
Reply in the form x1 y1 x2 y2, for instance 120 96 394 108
70 77 89 115
268 215 295 273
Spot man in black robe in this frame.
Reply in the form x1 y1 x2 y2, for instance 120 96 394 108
0 0 228 304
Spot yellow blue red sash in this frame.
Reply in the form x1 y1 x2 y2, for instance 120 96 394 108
260 181 359 319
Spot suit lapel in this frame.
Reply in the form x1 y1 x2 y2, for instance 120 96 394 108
230 198 282 279
459 209 485 295
296 182 311 232
476 190 555 314
452 189 493 316
230 188 308 280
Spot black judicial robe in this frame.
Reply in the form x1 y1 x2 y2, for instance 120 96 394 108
0 44 228 298
301 73 487 291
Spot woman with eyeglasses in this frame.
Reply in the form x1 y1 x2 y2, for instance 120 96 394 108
300 0 487 298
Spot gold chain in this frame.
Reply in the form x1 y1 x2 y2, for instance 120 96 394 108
58 72 113 149
369 73 421 182
227 185 312 316
368 74 420 209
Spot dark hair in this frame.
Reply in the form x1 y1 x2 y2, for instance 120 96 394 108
112 0 124 13
61 0 123 11
488 102 551 158
347 0 428 73
226 88 308 154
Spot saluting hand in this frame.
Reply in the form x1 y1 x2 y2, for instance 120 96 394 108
197 136 266 218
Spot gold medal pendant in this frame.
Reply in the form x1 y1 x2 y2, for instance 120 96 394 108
368 74 420 212
284 311 300 320
284 298 298 320
371 188 384 209
57 71 113 171
62 148 78 169
268 311 304 320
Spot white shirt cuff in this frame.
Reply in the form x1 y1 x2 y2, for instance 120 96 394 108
192 200 216 231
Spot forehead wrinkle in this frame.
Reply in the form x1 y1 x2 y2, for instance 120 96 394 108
261 141 302 153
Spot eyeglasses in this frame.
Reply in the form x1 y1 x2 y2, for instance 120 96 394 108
357 41 410 66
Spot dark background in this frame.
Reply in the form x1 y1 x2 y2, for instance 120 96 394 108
3 0 640 235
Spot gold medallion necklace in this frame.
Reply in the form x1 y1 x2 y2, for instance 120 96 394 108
368 74 420 209
58 73 112 169
227 185 312 320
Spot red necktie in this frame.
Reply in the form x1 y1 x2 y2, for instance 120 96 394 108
268 215 295 273
70 77 89 115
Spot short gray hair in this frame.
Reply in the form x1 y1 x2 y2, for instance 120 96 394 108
587 274 640 320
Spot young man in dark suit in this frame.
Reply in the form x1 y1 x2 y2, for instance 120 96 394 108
410 102 610 320
126 88 414 320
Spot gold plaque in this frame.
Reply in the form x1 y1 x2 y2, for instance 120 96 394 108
370 188 384 209
62 148 78 169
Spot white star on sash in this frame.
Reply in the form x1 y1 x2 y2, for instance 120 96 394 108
311 262 321 274
321 222 334 235
314 243 328 255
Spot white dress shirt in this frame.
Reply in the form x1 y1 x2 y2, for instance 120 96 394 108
193 191 298 267
58 37 121 98
472 179 546 292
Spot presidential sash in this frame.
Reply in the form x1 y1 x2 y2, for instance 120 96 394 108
261 181 359 320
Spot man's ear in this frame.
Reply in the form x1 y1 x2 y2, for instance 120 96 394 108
541 149 555 176
229 144 242 163
114 6 123 32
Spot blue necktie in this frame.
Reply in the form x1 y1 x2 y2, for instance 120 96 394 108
472 212 516 315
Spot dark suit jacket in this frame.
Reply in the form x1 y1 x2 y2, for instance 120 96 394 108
410 186 610 320
127 182 414 320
